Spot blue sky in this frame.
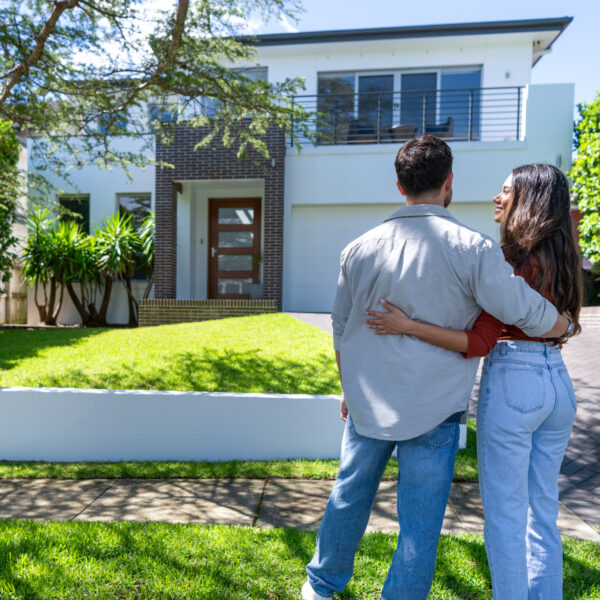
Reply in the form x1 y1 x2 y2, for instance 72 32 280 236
255 0 598 112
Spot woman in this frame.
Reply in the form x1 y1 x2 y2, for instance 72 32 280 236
365 163 582 600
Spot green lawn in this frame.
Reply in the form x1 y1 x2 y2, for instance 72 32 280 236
0 314 340 394
0 315 478 481
0 418 476 482
0 521 597 599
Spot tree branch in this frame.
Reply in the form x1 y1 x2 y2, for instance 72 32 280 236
0 0 81 106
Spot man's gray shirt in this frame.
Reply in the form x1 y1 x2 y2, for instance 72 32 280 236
332 204 558 441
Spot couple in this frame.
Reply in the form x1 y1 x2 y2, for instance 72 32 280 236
301 135 582 600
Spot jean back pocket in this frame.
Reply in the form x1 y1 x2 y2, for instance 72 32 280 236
500 364 546 414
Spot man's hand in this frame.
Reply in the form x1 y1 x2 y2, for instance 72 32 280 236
340 392 348 422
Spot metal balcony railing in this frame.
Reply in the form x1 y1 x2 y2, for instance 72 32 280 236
290 86 525 146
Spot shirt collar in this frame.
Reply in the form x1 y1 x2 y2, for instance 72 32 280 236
384 204 455 222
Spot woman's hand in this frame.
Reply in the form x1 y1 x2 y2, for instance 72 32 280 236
365 299 413 335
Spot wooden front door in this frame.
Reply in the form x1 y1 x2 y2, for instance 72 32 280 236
208 198 261 299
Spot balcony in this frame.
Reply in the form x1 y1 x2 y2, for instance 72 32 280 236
291 86 525 146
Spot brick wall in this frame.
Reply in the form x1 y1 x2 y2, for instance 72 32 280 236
138 299 278 327
155 124 286 309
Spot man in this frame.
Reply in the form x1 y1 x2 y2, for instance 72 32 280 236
301 135 569 600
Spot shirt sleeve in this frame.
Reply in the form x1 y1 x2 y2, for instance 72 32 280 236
463 310 505 358
331 250 352 351
469 241 557 338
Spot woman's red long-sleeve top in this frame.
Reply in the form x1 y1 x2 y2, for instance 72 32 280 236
464 247 551 358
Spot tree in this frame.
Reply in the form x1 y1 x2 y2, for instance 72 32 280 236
0 118 20 293
0 0 312 182
570 92 600 264
22 208 65 324
95 213 140 326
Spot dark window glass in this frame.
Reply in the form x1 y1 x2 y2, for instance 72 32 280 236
400 73 437 134
117 193 151 280
59 195 90 234
117 193 151 230
357 74 394 142
317 74 355 144
440 70 482 140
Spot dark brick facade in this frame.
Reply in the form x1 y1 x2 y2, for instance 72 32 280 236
155 125 286 309
138 299 277 327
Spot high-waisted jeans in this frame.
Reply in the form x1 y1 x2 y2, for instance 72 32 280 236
306 413 460 599
477 340 576 600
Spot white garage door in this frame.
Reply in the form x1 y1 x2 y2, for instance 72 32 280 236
283 204 396 312
282 202 497 313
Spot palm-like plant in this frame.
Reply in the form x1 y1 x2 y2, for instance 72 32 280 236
95 212 140 326
138 211 155 300
22 208 64 325
59 221 103 326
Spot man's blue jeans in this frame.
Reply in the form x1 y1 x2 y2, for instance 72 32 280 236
306 413 460 599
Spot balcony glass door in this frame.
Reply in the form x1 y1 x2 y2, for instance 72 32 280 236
400 73 437 134
208 198 261 299
440 69 482 140
357 75 394 141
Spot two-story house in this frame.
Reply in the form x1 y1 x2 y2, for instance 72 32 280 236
27 16 574 324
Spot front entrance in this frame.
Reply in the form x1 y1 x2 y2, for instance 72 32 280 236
208 198 261 299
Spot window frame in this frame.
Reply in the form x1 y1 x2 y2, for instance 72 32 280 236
317 65 483 127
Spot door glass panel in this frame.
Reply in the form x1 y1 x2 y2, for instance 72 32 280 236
218 207 254 225
218 278 252 295
218 231 254 248
401 73 437 134
440 69 481 141
357 75 393 141
218 255 253 271
317 74 355 144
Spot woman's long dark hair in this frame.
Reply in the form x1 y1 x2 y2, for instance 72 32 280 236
501 163 583 337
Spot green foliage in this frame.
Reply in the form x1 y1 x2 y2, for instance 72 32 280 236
570 92 600 264
21 206 154 325
0 118 20 293
0 0 312 182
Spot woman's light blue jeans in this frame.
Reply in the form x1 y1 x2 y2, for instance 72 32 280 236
306 413 459 599
477 340 576 600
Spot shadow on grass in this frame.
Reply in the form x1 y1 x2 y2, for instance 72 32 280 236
0 522 597 599
0 328 106 373
40 348 341 394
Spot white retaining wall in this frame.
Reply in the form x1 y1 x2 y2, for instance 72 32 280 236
0 388 345 462
0 387 467 462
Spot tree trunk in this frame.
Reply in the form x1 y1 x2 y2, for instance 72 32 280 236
96 274 113 325
142 274 154 300
66 281 91 325
120 274 138 326
45 278 58 326
34 281 47 323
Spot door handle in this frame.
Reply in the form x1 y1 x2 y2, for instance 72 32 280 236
211 247 217 258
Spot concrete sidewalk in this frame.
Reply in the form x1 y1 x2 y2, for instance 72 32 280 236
0 477 598 541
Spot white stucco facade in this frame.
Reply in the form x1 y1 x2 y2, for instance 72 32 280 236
25 19 575 320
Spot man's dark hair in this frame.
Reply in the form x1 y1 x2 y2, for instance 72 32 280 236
394 135 453 196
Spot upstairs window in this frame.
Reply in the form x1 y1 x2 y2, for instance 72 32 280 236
317 67 482 143
59 194 90 234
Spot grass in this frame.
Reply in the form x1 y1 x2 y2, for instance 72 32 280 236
0 521 597 599
0 314 340 394
0 422 477 482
